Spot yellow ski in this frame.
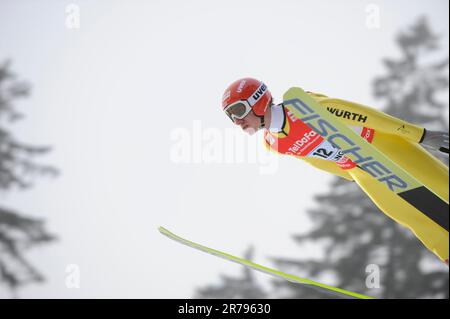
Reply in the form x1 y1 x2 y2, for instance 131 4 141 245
158 226 374 299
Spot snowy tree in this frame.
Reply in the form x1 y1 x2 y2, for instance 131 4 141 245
0 60 58 297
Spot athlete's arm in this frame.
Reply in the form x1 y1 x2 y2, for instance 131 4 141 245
309 93 449 154
307 92 425 143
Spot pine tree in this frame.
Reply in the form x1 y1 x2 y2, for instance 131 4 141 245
271 17 449 299
194 247 267 298
0 60 58 297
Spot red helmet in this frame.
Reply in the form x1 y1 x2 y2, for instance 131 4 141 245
222 78 272 122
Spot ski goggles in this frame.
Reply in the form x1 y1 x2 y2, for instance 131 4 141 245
223 82 267 123
223 100 253 123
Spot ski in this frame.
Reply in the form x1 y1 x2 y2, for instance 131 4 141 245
158 226 374 299
283 87 449 232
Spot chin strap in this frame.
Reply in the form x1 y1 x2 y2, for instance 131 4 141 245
259 116 265 129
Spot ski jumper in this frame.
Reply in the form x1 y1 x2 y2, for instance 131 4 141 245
264 91 449 263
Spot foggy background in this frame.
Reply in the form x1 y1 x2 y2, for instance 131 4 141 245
0 0 448 298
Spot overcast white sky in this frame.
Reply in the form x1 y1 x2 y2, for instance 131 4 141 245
0 0 448 298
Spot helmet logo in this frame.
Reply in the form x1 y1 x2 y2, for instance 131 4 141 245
237 80 246 93
252 83 267 101
222 90 231 102
247 82 268 107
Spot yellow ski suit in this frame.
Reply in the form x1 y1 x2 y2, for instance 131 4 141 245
277 91 449 262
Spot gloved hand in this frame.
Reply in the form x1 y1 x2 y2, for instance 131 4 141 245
421 130 449 154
